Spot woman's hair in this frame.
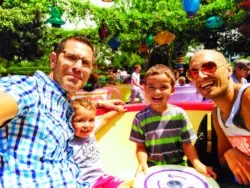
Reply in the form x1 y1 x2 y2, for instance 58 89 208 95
71 98 96 112
144 64 176 87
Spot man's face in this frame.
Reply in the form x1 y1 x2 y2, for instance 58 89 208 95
50 40 93 93
189 50 232 99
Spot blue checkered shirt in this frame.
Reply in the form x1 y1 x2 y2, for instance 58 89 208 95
0 71 79 187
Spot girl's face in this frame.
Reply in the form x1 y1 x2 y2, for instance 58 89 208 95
72 107 95 138
145 74 174 113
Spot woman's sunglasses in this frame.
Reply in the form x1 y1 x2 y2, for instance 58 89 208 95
186 61 225 80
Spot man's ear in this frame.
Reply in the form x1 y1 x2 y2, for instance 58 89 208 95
50 52 57 69
227 64 233 76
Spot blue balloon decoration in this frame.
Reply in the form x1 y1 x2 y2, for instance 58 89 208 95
205 16 224 29
183 0 201 18
108 37 121 50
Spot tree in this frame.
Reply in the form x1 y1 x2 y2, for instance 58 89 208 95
0 0 247 74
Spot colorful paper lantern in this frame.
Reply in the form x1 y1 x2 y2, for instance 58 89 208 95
145 34 154 47
154 30 176 46
98 21 110 41
139 43 148 55
108 37 121 50
239 14 250 37
45 5 65 28
176 54 185 64
205 16 224 29
240 0 250 11
183 0 201 18
239 24 250 37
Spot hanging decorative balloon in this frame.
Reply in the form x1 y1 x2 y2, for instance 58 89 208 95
145 34 154 47
108 37 121 50
176 51 185 64
205 16 224 30
240 0 250 11
154 30 176 46
98 20 110 41
45 4 65 28
139 42 149 55
239 14 250 37
183 0 201 18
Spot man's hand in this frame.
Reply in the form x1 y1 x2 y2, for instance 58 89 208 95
99 99 126 112
224 148 250 185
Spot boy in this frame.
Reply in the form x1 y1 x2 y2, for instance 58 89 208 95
69 98 131 188
129 64 216 179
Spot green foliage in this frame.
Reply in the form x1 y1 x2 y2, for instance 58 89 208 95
0 0 247 75
7 67 50 75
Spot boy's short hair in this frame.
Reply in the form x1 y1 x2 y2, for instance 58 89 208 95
71 98 96 112
145 64 176 87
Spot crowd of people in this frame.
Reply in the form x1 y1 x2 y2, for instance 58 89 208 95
0 35 249 187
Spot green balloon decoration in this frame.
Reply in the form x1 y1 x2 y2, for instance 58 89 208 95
145 34 154 47
45 5 65 28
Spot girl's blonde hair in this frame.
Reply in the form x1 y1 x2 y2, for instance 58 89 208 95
145 64 176 87
71 98 96 112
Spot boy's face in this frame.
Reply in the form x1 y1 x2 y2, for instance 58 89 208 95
145 74 174 112
72 107 95 138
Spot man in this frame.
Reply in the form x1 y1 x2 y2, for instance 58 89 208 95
0 35 125 187
129 64 144 103
187 50 250 186
231 59 250 84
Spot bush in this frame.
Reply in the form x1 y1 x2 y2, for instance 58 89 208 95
7 67 51 75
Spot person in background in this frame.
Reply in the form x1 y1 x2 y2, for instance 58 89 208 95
129 64 144 103
177 76 186 86
69 98 131 188
129 64 216 179
231 59 250 84
0 35 94 187
188 49 250 186
117 68 129 83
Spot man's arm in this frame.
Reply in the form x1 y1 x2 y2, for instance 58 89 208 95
0 92 18 126
213 108 250 185
241 88 250 130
